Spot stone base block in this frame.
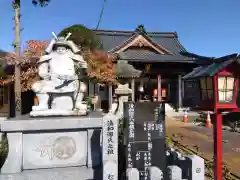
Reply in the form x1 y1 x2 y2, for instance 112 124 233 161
0 166 102 180
30 109 88 117
52 95 73 110
1 115 103 175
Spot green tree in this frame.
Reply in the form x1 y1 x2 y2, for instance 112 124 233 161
58 24 102 50
12 0 50 116
59 24 116 84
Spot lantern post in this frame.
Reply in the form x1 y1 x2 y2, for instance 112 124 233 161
183 53 240 180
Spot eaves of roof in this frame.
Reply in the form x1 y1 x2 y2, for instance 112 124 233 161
183 54 239 80
118 49 195 63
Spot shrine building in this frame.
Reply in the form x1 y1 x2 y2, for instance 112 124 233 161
92 27 198 111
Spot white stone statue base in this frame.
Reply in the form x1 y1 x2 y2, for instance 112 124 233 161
30 92 88 117
30 108 88 117
0 115 103 180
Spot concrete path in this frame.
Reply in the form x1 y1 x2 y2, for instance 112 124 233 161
166 118 240 177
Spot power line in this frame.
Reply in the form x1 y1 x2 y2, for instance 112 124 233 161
96 0 107 30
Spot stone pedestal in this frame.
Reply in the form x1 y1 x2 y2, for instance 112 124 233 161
0 114 103 180
51 93 73 110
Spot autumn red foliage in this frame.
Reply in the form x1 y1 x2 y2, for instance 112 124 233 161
0 40 116 91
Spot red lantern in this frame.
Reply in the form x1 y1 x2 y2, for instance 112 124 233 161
183 53 240 180
162 88 166 98
153 89 157 97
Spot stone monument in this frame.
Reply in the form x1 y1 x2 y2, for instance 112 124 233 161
30 32 88 117
124 102 166 180
102 114 118 180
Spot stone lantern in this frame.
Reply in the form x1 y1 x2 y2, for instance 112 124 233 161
110 60 141 118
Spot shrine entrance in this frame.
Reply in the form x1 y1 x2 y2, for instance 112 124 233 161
130 76 172 103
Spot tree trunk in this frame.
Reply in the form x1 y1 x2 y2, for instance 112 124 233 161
13 1 22 116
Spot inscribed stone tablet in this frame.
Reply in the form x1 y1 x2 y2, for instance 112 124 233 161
102 114 118 180
124 102 166 180
23 132 87 170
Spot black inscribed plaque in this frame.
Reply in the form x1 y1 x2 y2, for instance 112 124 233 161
124 102 166 180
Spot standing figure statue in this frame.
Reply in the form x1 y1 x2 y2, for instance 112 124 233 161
30 32 88 117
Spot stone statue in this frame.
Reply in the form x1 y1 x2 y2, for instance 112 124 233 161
30 32 88 117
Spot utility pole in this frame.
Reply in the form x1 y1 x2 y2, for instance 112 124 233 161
13 1 22 116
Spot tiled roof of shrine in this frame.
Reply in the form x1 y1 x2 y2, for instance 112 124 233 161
93 29 195 63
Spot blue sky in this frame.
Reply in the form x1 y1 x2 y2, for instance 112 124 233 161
1 0 240 57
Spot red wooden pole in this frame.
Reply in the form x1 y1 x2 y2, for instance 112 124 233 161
214 112 222 180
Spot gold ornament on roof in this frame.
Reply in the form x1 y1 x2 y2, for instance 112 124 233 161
145 64 151 73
